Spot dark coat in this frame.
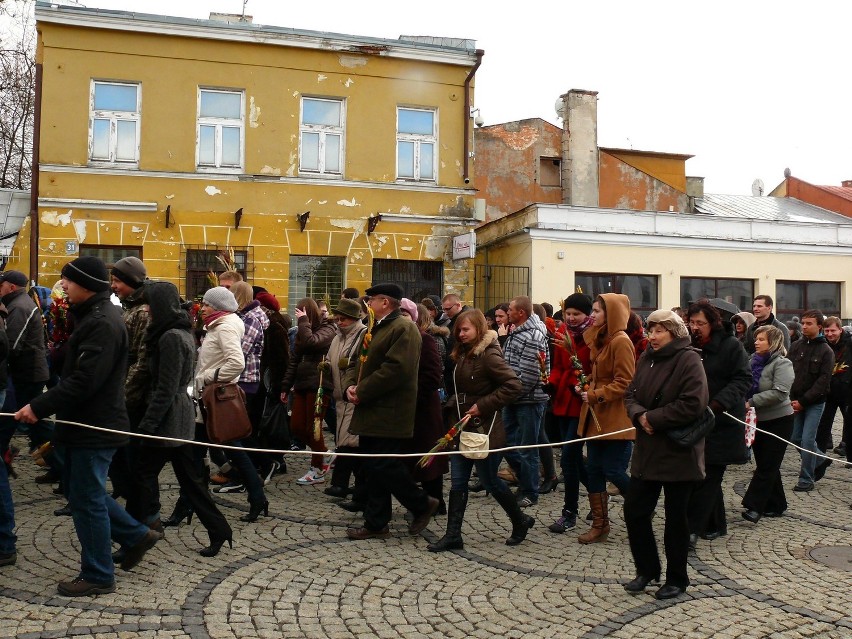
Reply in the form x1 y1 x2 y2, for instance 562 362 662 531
345 310 422 439
281 316 335 393
744 314 790 354
411 330 447 480
30 290 129 449
788 334 834 406
448 330 522 450
3 289 49 383
625 337 709 482
827 331 852 403
696 322 751 466
260 309 290 396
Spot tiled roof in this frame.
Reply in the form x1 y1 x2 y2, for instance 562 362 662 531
694 194 850 225
818 185 852 203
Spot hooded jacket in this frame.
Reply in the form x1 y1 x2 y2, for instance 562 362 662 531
579 293 635 440
625 336 708 482
788 333 834 406
327 318 367 448
826 330 852 402
30 290 129 449
502 313 549 405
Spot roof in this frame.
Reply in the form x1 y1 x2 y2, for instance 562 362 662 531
34 2 479 66
818 185 852 203
600 147 694 161
694 194 849 225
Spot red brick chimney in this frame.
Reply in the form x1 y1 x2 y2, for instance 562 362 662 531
842 180 852 188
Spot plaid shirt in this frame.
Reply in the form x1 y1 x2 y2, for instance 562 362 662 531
238 303 269 384
503 314 550 404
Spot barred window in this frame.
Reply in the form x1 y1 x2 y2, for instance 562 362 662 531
288 255 345 313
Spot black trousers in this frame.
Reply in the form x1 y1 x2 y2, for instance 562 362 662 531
359 435 430 532
330 445 361 489
816 396 844 454
687 463 727 536
624 477 696 589
127 444 232 543
742 414 793 514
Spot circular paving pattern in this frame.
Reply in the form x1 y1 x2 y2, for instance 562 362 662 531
2 424 852 638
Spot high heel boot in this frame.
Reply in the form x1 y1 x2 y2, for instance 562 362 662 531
241 499 269 522
577 492 610 544
199 535 233 557
427 490 467 552
493 489 534 546
162 498 194 527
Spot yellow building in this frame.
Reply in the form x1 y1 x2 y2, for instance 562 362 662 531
15 3 483 308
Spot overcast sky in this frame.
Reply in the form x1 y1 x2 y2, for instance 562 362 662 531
76 0 852 195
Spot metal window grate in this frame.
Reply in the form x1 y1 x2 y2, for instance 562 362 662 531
288 255 345 312
474 264 530 310
372 258 443 302
179 244 252 300
79 245 142 271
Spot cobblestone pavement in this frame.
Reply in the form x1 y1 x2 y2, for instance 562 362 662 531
2 423 851 639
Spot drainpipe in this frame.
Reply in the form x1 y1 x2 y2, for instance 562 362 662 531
28 62 43 284
462 49 484 185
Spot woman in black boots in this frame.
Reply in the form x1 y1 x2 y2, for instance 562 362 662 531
427 309 528 552
126 282 233 557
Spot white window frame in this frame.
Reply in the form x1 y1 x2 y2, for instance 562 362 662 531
396 107 437 182
299 97 345 177
196 88 245 171
88 80 140 166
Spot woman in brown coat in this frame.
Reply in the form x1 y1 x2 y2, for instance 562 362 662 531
427 309 529 552
623 310 709 600
577 293 636 544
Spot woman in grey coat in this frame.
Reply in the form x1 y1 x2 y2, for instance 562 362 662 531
741 325 795 522
127 282 232 557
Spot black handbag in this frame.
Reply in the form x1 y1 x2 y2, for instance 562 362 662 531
666 406 715 448
258 395 290 449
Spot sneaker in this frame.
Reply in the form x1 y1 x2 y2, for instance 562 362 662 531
296 467 325 485
321 454 336 475
57 577 116 597
793 482 814 492
517 496 537 508
262 461 281 486
214 482 247 494
548 512 577 533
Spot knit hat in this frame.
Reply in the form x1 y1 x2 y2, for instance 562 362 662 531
110 256 147 289
255 292 280 312
0 270 28 287
331 298 362 320
365 282 404 301
202 286 238 312
646 309 689 339
563 293 593 316
399 298 418 321
61 256 111 293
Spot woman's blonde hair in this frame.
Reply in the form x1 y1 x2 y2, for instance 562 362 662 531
753 325 786 356
450 309 488 361
230 281 253 311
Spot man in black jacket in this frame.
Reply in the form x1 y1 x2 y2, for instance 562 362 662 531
814 317 851 480
15 257 161 596
744 295 790 354
788 310 834 492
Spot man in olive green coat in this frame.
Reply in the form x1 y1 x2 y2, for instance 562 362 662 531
344 283 439 540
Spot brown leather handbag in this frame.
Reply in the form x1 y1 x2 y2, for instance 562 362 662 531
201 372 252 444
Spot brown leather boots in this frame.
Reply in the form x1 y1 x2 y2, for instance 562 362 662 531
577 492 610 544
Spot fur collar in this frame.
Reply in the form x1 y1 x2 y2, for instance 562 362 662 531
470 330 498 357
427 323 450 338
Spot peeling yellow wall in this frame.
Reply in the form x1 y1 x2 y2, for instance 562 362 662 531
16 20 480 306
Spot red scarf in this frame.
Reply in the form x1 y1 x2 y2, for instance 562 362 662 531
203 310 231 327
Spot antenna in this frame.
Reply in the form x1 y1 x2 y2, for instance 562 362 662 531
241 0 249 21
751 179 765 197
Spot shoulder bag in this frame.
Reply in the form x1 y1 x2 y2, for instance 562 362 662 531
454 364 496 459
202 370 252 444
666 406 715 448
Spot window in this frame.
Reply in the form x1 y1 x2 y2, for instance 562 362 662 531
575 272 658 317
397 107 436 181
300 97 344 175
89 81 140 164
79 245 141 270
288 256 345 313
776 280 841 321
181 246 251 300
197 89 244 169
372 259 443 302
539 157 561 187
680 277 754 311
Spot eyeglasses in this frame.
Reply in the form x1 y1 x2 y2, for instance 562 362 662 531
442 303 458 312
689 320 709 327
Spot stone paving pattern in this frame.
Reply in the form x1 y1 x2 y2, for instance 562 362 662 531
1 421 851 639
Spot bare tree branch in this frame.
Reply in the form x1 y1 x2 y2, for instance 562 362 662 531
0 0 35 189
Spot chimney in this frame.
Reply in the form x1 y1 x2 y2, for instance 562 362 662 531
560 89 599 207
209 12 253 24
842 180 852 188
686 176 704 198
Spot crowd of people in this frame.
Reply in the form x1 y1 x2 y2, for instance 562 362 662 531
0 258 847 601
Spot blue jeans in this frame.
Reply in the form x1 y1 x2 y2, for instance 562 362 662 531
0 390 15 555
586 439 632 494
450 452 510 494
501 401 546 500
64 447 150 585
12 380 53 450
792 402 825 486
556 415 588 515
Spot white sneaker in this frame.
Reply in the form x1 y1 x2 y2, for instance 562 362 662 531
296 467 325 485
321 453 336 475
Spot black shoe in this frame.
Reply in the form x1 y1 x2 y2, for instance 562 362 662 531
112 548 127 564
763 511 783 518
120 529 162 571
688 533 698 552
240 500 269 523
623 574 659 594
538 476 559 494
199 536 233 557
742 510 761 523
506 515 534 546
338 500 365 513
654 584 686 600
0 551 17 567
469 480 486 493
54 504 72 517
793 483 814 492
162 505 193 528
35 470 60 484
324 486 349 498
814 459 832 481
699 530 725 541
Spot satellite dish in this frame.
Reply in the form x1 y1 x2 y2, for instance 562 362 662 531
751 179 765 197
554 97 565 119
